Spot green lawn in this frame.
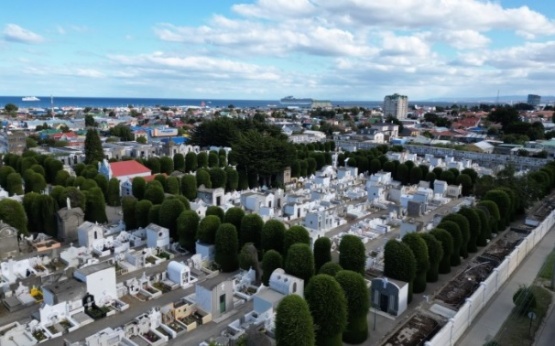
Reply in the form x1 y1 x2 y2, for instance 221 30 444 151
538 250 555 281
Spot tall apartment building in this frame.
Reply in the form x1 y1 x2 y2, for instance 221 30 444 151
527 94 541 107
383 93 409 119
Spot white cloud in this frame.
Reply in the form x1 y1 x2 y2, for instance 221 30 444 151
108 52 282 81
313 0 555 37
3 24 44 44
232 0 316 19
433 30 491 50
154 17 374 57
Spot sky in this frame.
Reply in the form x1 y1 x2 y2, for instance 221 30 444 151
1 0 555 101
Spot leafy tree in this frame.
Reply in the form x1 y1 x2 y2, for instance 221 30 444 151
132 177 146 200
513 286 537 316
185 152 198 172
215 223 239 272
232 129 296 187
275 295 315 346
456 174 473 196
0 166 16 189
197 152 208 168
261 219 285 254
483 189 511 229
180 174 197 200
84 187 108 223
196 168 211 188
209 168 227 188
173 153 185 171
197 215 221 245
208 151 219 168
37 194 57 237
160 156 174 174
84 129 104 164
225 167 239 192
23 193 42 233
438 221 462 266
144 183 165 204
440 171 455 185
177 210 200 252
24 171 46 193
305 274 347 346
239 243 259 271
396 163 409 185
475 207 491 246
338 235 366 274
477 200 501 234
154 175 167 190
148 205 161 225
54 170 70 186
261 250 283 286
159 198 186 239
146 157 161 174
420 233 443 282
165 176 180 195
122 196 137 230
4 103 18 114
285 243 315 284
94 174 108 197
107 178 121 206
224 207 244 230
458 207 481 253
7 172 23 196
442 214 470 258
314 237 332 273
319 262 343 276
240 213 265 250
488 106 520 129
283 225 310 258
409 166 423 185
402 233 429 293
430 228 453 274
135 199 152 228
206 206 224 222
335 270 370 344
60 186 87 211
384 240 417 303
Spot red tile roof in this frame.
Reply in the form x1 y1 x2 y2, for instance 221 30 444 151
110 160 151 177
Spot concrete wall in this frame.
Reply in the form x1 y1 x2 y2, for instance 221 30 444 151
425 210 555 346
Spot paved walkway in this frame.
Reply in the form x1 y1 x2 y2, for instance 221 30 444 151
457 225 555 346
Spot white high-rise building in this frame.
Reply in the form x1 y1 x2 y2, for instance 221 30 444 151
383 93 408 119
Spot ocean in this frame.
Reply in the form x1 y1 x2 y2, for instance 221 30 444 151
0 96 468 109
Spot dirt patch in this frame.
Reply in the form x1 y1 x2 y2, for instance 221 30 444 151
382 313 442 346
436 260 495 308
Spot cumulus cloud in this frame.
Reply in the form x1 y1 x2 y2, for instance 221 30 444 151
154 17 373 57
232 0 316 19
108 52 282 81
3 24 44 44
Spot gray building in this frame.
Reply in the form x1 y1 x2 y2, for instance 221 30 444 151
527 94 541 107
195 277 234 319
383 93 408 119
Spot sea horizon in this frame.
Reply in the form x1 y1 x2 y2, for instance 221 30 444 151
0 95 528 110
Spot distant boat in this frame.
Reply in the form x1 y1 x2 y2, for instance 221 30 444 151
22 96 40 101
280 96 313 107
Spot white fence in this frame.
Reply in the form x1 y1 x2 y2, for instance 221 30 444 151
425 210 555 346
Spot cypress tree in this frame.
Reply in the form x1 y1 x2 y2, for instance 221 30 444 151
430 228 453 274
107 178 121 206
84 129 104 164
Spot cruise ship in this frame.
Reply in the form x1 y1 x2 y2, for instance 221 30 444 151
22 96 40 101
280 96 313 107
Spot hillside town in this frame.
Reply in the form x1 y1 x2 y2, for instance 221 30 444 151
0 94 555 346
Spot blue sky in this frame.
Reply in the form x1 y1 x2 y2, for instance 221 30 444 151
1 0 554 100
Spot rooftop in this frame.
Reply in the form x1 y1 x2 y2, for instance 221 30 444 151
109 160 151 177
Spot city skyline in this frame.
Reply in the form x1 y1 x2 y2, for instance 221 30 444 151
1 0 554 100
